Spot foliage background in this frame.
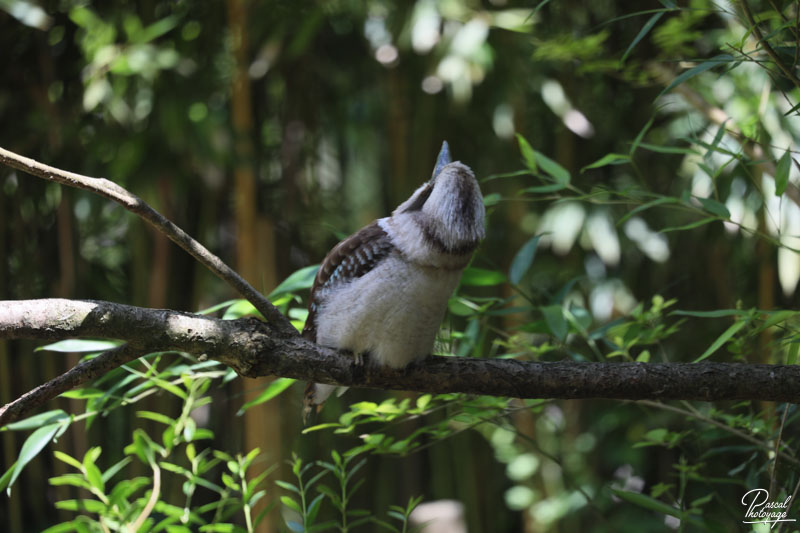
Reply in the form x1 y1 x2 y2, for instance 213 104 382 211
1 0 800 531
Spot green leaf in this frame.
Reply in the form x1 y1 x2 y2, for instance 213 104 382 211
0 462 16 492
629 116 654 156
2 409 69 431
137 410 176 426
268 265 319 298
622 12 663 62
222 299 258 320
307 493 325 524
85 462 105 493
54 450 83 471
671 309 748 318
611 488 685 519
238 378 297 415
775 150 792 196
516 134 538 173
693 320 747 362
541 305 567 341
136 14 180 43
302 423 342 434
521 183 567 193
658 54 734 98
581 153 630 173
60 388 103 399
280 495 302 513
659 216 716 233
482 192 502 207
460 267 506 287
515 134 570 184
481 170 531 182
760 310 797 330
535 150 571 185
787 341 799 365
696 197 730 218
637 142 699 155
35 339 121 353
509 235 541 285
618 197 679 225
8 423 63 493
55 498 108 513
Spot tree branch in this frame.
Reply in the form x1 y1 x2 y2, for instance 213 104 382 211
0 146 296 337
739 0 800 93
0 343 141 428
648 61 800 209
3 299 800 428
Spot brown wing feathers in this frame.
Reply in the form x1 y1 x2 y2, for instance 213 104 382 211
302 222 394 342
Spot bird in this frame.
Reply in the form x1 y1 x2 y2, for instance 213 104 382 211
302 141 485 417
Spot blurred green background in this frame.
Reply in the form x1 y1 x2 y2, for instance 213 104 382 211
2 0 800 531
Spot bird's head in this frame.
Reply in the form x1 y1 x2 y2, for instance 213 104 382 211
393 141 485 255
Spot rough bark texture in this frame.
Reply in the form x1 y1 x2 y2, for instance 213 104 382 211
2 298 800 427
0 146 295 336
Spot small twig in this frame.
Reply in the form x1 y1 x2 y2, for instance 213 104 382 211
0 343 142 426
129 461 161 532
635 400 800 468
777 473 800 533
0 146 296 337
740 0 800 92
770 403 791 497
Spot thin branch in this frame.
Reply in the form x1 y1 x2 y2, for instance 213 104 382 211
130 462 161 532
0 146 296 337
0 342 142 427
635 400 800 468
3 298 800 428
648 61 800 209
739 0 800 92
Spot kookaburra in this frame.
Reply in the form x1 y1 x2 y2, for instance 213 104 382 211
303 142 485 414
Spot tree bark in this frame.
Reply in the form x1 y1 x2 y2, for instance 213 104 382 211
2 298 800 427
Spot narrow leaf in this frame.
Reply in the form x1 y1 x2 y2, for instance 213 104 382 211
8 423 62 493
460 267 506 287
238 378 297 415
629 116 654 156
612 488 685 518
696 197 730 218
618 197 679 225
35 339 121 353
622 12 663 62
516 134 538 173
775 150 792 196
268 265 319 298
658 54 734 98
541 305 567 341
693 320 747 362
534 149 571 185
581 153 630 173
509 235 541 285
672 309 748 318
660 217 716 233
2 409 69 431
522 183 567 193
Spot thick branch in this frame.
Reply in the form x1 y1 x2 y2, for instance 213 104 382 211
2 299 800 427
0 146 295 337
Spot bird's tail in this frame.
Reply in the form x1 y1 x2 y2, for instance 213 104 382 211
303 382 352 423
303 382 336 423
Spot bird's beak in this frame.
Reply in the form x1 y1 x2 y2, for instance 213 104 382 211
431 140 451 180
